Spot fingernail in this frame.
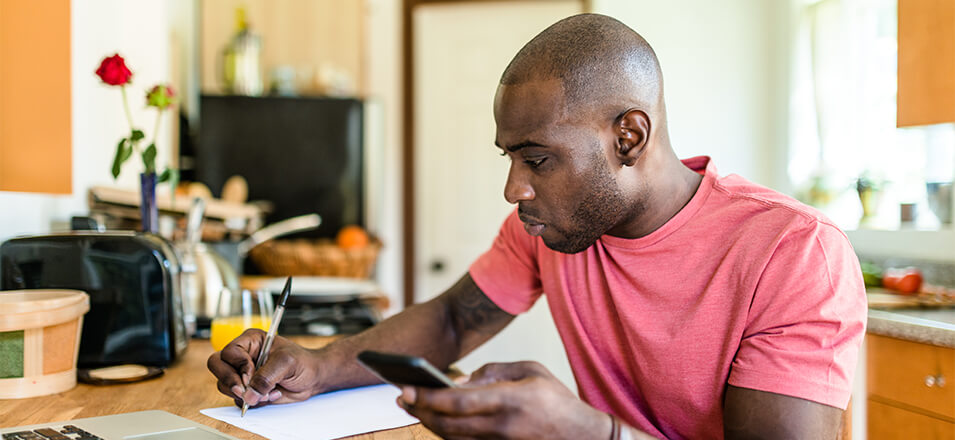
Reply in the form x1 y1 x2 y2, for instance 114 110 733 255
231 385 245 397
399 386 416 405
242 373 250 386
268 390 282 401
242 388 262 405
454 375 471 385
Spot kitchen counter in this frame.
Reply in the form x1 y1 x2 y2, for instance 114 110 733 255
2 337 438 439
867 307 955 348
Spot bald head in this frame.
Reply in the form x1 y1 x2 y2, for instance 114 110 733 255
501 13 664 122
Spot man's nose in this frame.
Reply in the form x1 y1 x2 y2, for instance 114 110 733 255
504 164 535 204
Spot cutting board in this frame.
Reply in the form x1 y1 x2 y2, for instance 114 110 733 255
867 287 955 309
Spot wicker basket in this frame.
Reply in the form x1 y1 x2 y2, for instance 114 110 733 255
248 238 381 279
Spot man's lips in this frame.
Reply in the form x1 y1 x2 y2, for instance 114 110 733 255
523 222 545 237
518 213 545 237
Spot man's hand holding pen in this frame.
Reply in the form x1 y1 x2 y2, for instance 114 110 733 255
207 329 325 409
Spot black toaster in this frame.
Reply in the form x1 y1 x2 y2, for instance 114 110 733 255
0 232 188 368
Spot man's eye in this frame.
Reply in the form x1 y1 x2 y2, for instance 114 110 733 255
525 157 546 168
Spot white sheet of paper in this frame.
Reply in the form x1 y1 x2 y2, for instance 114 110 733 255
200 384 419 440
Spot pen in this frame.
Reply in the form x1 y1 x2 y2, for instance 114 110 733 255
242 276 293 417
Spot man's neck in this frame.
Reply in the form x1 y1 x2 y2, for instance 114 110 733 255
609 154 704 239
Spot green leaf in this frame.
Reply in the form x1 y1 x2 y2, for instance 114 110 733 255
169 168 180 191
111 138 127 179
163 167 180 204
130 129 145 141
142 143 157 174
120 140 133 162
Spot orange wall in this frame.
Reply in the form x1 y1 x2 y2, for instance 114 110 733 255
0 0 71 194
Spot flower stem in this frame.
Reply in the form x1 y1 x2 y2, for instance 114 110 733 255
121 86 135 132
152 109 163 146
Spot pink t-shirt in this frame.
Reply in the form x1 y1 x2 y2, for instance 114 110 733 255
469 156 867 439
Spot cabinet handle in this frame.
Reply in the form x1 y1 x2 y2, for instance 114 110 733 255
924 374 946 388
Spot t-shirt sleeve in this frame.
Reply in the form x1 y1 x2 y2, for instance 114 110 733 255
468 209 543 315
727 221 867 410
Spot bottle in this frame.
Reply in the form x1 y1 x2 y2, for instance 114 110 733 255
222 7 263 96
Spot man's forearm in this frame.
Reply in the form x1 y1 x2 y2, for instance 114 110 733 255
309 296 458 393
308 274 513 394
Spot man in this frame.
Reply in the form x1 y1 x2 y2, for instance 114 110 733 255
208 13 866 439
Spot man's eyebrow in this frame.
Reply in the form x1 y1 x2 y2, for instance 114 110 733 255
494 141 547 152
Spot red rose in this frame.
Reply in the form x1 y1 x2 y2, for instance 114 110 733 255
95 54 132 86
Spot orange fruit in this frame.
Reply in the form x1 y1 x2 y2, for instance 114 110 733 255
337 225 369 249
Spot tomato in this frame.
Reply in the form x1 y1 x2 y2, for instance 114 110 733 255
882 267 923 295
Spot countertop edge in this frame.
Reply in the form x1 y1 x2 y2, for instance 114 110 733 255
867 309 955 348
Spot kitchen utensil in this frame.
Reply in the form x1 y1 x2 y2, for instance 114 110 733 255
178 197 320 333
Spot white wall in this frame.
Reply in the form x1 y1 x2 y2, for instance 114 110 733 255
592 0 791 189
0 0 173 242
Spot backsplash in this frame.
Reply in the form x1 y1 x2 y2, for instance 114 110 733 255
856 254 955 287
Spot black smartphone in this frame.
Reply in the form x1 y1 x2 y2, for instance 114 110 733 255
357 350 458 388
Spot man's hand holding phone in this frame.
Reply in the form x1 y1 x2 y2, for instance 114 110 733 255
365 357 613 440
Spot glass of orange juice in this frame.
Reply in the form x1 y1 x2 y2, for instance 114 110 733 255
210 288 274 351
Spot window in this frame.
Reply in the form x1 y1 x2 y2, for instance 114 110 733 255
788 0 954 231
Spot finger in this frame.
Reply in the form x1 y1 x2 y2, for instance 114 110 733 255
467 361 549 386
466 362 522 386
243 346 298 405
403 404 504 439
219 331 265 381
207 351 244 397
215 379 245 400
269 385 311 405
399 386 416 406
412 386 507 416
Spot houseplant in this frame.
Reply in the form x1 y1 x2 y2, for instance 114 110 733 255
95 54 178 233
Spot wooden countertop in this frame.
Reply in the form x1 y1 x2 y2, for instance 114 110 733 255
1 337 438 439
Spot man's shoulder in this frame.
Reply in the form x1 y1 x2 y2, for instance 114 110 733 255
709 173 843 235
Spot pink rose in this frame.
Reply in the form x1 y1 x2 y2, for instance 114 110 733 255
95 54 132 86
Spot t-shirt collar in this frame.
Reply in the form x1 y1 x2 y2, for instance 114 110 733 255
599 156 716 250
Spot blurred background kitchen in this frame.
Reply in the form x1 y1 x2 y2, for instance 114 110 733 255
0 1 952 438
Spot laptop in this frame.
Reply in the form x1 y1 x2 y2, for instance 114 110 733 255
1 410 238 440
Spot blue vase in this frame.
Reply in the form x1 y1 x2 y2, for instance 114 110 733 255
139 172 158 233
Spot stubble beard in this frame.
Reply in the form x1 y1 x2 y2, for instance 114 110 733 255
544 152 632 254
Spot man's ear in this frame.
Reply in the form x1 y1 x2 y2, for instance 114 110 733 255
614 109 651 167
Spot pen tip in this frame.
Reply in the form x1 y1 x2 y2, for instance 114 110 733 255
241 404 247 417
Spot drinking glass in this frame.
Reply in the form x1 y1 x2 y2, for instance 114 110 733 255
210 288 274 351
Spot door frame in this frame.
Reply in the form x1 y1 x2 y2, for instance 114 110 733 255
400 0 589 307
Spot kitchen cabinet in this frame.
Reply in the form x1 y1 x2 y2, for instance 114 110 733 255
199 0 365 96
867 333 954 439
0 0 71 193
897 0 955 127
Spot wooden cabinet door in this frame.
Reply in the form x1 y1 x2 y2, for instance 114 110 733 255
867 334 955 419
868 399 955 440
0 0 71 193
897 0 955 127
